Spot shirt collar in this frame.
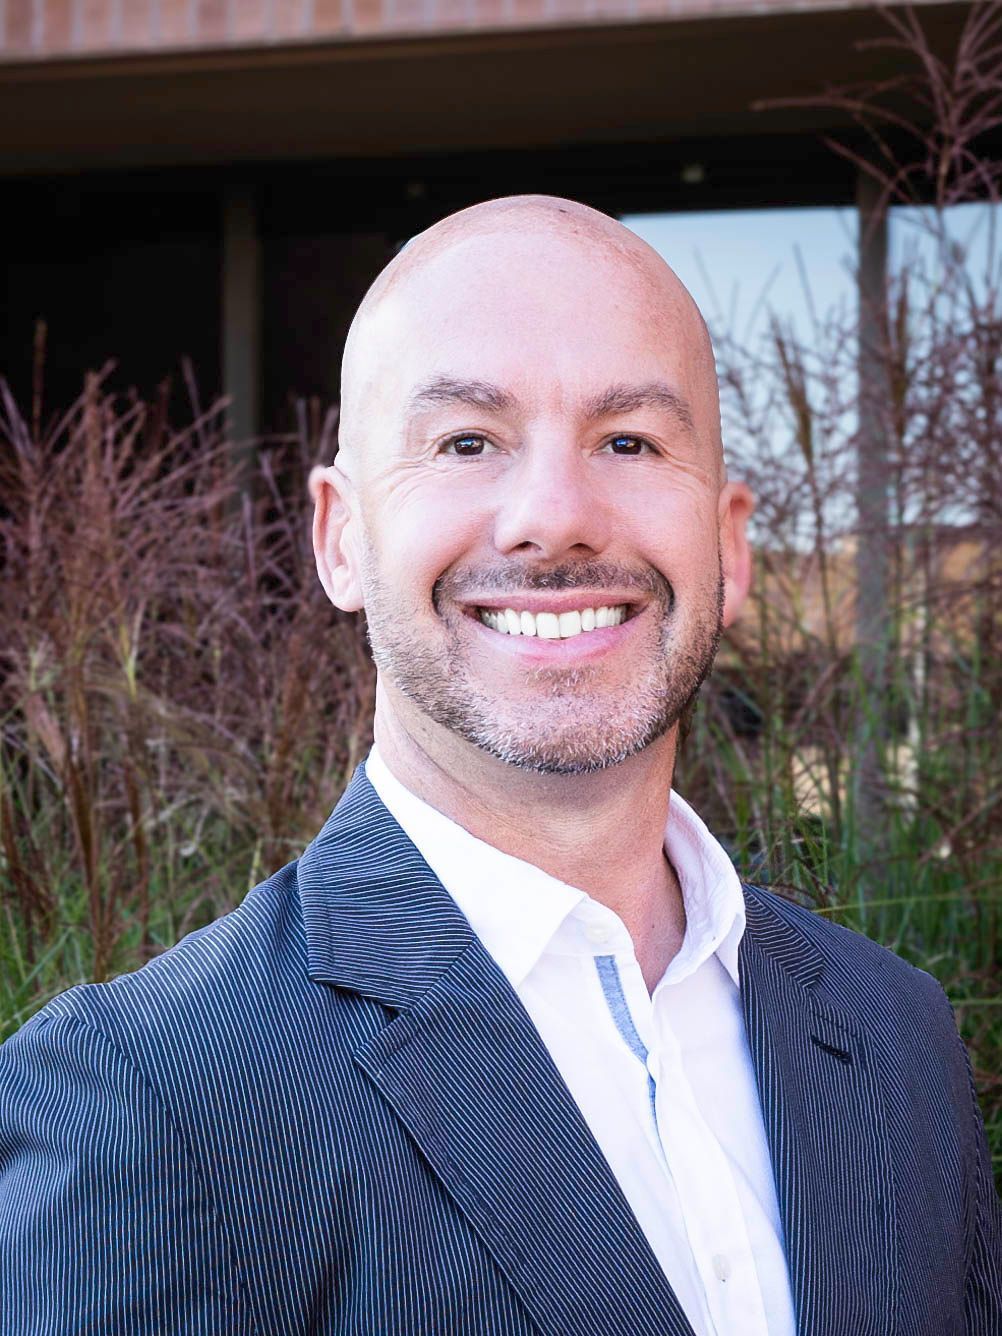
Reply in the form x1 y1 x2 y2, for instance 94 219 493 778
660 787 745 987
364 745 745 991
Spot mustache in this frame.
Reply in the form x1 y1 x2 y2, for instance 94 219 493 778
434 560 674 606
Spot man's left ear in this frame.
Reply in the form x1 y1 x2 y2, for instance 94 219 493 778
309 463 365 612
718 481 754 628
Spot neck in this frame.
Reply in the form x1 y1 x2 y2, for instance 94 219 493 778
372 685 687 990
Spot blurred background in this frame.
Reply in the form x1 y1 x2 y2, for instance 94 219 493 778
1 0 999 1181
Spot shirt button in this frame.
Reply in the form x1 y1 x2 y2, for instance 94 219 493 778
712 1253 731 1283
585 922 612 945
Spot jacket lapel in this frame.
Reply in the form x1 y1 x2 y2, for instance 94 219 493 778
299 767 695 1336
740 888 898 1336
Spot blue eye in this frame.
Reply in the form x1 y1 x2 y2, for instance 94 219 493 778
443 434 490 456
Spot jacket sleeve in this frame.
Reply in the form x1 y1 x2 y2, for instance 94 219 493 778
958 1028 1002 1334
921 970 1002 1335
0 1009 258 1335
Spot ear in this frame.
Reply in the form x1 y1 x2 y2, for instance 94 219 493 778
718 480 754 629
309 463 365 612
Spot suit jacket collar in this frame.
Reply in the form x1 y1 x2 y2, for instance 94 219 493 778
298 762 477 1006
299 766 897 1336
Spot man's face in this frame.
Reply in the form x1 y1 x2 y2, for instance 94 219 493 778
322 227 749 775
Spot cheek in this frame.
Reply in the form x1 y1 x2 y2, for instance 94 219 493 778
622 484 720 580
367 482 494 602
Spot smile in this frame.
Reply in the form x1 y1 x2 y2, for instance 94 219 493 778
477 605 629 639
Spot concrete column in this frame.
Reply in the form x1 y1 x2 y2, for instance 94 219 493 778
221 183 262 470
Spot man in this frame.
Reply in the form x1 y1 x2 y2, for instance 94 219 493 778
0 196 998 1335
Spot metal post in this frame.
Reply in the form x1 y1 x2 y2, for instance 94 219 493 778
221 182 262 475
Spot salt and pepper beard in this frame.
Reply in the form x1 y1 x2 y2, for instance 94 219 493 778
359 543 724 776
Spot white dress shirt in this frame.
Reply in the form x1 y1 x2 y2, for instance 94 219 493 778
365 746 797 1336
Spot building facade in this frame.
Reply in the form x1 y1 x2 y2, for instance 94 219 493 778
0 0 979 435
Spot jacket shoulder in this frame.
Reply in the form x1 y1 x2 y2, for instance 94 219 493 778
742 882 950 1019
741 883 978 1149
21 860 309 1064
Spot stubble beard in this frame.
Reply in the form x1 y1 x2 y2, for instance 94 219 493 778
360 546 724 776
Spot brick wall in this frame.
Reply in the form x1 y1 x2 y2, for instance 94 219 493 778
0 0 871 60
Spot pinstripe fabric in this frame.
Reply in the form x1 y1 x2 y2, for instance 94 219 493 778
1 763 999 1334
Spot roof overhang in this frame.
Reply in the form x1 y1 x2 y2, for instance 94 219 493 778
0 3 978 175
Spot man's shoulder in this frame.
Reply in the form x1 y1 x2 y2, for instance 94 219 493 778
14 858 312 1070
742 881 952 1023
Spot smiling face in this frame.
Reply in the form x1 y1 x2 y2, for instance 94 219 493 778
314 200 752 776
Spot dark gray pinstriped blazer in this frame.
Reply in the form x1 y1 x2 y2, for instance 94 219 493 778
1 764 999 1335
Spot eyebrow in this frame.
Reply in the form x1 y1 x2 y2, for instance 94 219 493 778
406 374 695 433
584 382 696 432
407 376 517 415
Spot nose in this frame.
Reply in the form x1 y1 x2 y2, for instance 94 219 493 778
492 441 612 560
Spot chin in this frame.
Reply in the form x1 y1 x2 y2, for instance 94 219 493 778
465 710 678 776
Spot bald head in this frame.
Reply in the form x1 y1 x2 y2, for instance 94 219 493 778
338 195 722 480
311 194 754 779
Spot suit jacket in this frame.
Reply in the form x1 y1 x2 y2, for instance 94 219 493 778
1 765 999 1335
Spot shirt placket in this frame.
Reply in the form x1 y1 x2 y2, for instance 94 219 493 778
649 995 772 1336
591 941 772 1336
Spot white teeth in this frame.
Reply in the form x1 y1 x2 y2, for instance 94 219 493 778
477 604 629 638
